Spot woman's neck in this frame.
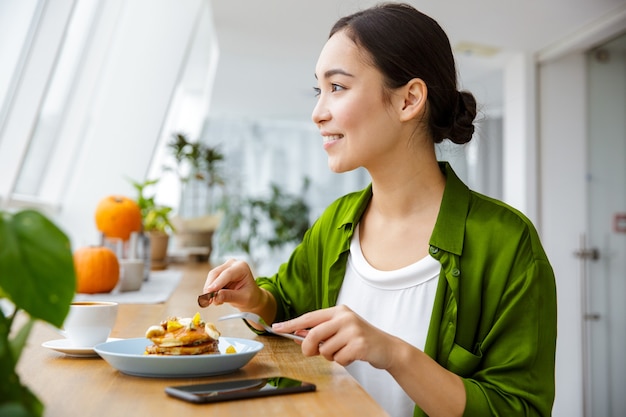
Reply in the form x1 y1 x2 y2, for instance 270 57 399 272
367 153 445 220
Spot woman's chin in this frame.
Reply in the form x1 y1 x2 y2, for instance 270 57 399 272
327 159 355 174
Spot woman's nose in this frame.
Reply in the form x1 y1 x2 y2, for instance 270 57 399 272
311 97 330 125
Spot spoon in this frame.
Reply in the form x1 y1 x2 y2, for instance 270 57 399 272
218 312 305 342
197 292 218 307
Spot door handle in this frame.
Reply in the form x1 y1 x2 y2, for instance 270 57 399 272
576 245 601 320
573 247 600 261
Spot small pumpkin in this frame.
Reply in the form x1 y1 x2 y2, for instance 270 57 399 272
95 195 142 241
73 246 120 294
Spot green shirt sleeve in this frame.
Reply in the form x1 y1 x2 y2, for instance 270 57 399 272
256 186 369 320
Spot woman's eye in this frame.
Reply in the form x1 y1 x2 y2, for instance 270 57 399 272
312 83 345 97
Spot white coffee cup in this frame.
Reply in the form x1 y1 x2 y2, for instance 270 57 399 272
61 301 118 347
119 259 144 292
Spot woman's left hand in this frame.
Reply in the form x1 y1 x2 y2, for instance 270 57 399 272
272 305 398 370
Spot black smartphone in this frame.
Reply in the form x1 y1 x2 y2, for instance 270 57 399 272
165 376 316 404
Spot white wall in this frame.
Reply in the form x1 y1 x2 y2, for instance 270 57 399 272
502 52 538 223
54 0 205 247
539 53 588 417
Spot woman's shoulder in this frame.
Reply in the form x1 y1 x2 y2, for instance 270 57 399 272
466 191 550 262
468 191 536 232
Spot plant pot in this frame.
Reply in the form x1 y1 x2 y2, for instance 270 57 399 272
174 230 214 262
171 214 221 262
149 231 169 270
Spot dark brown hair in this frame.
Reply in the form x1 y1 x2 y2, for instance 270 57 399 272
330 2 476 144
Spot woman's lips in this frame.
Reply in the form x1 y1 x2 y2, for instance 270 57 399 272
322 134 343 149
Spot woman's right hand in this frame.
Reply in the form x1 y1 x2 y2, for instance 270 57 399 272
202 259 270 313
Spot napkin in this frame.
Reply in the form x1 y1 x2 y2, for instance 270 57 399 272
73 270 182 304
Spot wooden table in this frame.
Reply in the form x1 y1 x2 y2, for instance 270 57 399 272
17 263 389 417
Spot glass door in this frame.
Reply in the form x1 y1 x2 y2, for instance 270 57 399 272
585 32 626 417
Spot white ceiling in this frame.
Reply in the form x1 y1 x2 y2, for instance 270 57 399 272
207 0 626 121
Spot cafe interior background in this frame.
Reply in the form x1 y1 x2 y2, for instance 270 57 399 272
0 0 625 415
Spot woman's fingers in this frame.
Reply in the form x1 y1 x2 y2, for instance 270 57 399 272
272 306 349 353
203 258 252 294
202 259 269 313
272 307 337 334
273 305 394 369
203 258 237 293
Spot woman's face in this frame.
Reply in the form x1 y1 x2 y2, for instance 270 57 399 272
312 30 406 174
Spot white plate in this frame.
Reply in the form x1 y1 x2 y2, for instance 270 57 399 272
42 338 122 357
94 337 264 378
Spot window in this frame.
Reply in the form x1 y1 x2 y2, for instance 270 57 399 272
0 0 79 210
0 0 43 207
14 0 100 198
0 0 213 223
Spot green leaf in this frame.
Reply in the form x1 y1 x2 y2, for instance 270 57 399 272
0 210 75 328
1 312 43 416
0 402 38 417
0 394 43 417
9 318 35 363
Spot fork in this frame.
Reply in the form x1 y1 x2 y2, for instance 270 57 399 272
218 312 305 342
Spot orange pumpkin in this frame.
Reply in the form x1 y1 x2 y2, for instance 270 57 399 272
95 195 142 241
73 246 120 294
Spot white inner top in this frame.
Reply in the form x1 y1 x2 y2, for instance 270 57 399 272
336 225 440 417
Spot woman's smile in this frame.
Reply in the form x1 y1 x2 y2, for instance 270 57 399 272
322 134 344 149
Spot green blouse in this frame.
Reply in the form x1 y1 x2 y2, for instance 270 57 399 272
256 162 557 417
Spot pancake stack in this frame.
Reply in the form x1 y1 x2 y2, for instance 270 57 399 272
144 313 221 355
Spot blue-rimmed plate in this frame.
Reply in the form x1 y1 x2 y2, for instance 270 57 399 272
94 337 263 378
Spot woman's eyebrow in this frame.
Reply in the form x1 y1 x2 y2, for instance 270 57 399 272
315 68 355 79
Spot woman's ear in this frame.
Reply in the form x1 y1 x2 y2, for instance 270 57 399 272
399 78 427 121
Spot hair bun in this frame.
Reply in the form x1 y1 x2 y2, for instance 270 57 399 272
447 91 477 145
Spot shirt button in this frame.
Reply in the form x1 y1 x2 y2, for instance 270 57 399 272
429 246 439 254
452 268 460 277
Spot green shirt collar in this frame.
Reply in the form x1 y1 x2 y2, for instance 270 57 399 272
429 162 469 256
336 183 372 233
336 162 469 256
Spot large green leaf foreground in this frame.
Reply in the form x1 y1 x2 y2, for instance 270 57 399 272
0 209 76 417
0 210 75 326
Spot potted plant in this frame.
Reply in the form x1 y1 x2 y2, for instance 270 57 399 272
217 177 311 268
165 132 226 260
0 209 75 416
130 178 175 270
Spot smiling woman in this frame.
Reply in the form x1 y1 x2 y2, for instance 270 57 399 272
203 4 556 417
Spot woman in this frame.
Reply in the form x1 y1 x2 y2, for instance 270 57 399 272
204 3 557 416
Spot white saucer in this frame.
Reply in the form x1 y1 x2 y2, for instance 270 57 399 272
42 338 122 357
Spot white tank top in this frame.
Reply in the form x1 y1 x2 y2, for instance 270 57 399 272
336 225 440 417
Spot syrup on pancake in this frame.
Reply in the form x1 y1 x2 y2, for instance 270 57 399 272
144 312 220 355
